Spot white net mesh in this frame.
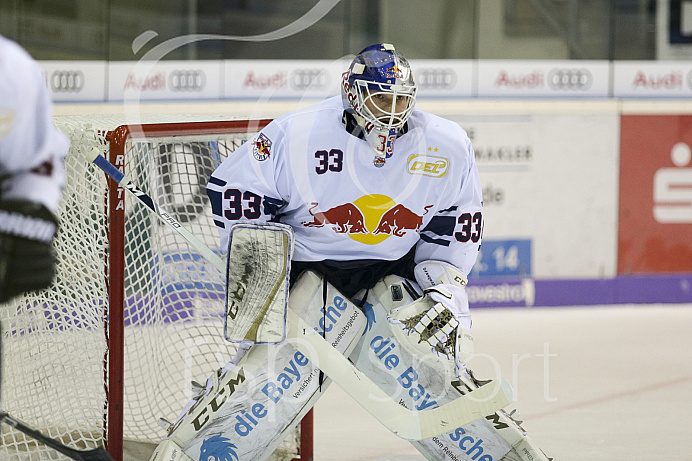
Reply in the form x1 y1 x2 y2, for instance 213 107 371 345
0 115 303 461
1 119 109 460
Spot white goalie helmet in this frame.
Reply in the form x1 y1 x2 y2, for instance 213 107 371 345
341 43 417 157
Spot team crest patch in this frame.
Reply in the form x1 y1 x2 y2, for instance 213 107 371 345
252 133 272 161
373 156 386 168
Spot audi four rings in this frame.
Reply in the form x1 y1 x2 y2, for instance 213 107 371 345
289 69 329 90
50 70 84 92
169 70 206 91
547 68 593 90
416 68 457 90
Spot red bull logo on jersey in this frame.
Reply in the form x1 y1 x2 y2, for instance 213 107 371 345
303 202 368 234
373 204 433 237
301 196 433 245
252 133 272 161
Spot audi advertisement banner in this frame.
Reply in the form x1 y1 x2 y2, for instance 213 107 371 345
52 59 692 102
612 61 692 97
222 59 475 99
108 60 223 101
476 60 610 97
39 61 107 102
37 59 692 101
223 59 349 99
408 60 474 97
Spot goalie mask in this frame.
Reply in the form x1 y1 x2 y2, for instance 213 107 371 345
341 43 417 158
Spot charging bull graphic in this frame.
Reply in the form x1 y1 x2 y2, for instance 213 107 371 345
302 202 368 234
302 201 433 240
373 204 433 237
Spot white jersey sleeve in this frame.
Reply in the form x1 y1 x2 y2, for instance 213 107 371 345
414 121 483 277
206 120 290 252
0 35 69 213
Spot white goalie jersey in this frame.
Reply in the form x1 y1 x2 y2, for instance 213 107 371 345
206 96 483 274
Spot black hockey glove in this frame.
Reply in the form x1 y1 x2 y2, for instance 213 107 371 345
0 200 59 303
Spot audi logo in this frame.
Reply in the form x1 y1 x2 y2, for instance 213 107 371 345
686 70 692 89
289 69 329 90
416 68 457 90
50 70 84 93
169 70 206 92
547 69 592 91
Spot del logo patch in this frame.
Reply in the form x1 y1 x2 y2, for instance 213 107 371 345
407 154 448 177
252 133 272 161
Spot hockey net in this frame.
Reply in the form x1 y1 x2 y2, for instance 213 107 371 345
0 116 312 461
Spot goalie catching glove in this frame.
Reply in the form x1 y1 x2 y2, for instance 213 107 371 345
0 200 58 303
388 260 473 376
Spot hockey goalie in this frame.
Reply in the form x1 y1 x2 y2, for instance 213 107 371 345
148 43 549 461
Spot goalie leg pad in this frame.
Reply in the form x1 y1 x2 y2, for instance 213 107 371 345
150 271 366 461
149 439 194 461
349 275 550 461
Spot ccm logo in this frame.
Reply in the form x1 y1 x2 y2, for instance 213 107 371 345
50 70 84 93
169 70 206 91
547 68 592 90
407 154 448 177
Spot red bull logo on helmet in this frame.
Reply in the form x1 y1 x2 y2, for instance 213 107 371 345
384 65 404 82
301 195 433 245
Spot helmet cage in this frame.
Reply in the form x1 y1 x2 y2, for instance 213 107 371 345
353 79 417 131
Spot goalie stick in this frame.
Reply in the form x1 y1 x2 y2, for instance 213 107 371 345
291 311 512 440
0 412 113 461
83 147 512 439
84 147 220 269
86 147 290 344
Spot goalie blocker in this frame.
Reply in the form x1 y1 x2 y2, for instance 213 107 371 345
224 222 293 344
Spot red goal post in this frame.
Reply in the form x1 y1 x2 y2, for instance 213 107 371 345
0 117 312 461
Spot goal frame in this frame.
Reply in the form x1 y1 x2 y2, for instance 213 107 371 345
104 120 313 461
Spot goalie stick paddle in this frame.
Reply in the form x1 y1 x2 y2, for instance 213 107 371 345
82 148 512 439
0 412 113 461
